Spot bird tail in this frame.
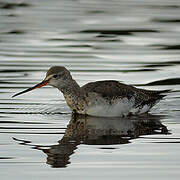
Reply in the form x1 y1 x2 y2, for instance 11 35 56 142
143 89 171 97
154 89 171 94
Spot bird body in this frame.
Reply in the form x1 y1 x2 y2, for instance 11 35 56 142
12 66 169 117
61 80 167 117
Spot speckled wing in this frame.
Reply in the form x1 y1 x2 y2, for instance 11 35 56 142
81 80 136 99
81 80 167 108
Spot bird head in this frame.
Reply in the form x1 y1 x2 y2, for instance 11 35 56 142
12 66 72 98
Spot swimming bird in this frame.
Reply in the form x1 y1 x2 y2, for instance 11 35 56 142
12 66 169 117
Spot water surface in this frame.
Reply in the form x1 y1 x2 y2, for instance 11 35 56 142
0 0 180 179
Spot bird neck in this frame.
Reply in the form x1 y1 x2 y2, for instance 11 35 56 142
58 79 82 97
58 79 85 112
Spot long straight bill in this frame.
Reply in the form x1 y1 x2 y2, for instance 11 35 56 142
12 80 49 98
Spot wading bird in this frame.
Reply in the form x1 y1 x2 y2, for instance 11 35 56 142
12 66 169 117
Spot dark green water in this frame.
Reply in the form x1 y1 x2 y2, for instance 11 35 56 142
0 0 180 179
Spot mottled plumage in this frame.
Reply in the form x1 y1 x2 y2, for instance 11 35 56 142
82 80 167 107
12 66 170 117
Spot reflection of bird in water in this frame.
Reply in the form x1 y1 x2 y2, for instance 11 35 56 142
12 66 170 117
16 114 168 168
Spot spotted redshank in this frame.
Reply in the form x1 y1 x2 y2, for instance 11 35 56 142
12 66 169 117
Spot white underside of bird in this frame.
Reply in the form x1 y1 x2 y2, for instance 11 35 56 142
85 97 152 117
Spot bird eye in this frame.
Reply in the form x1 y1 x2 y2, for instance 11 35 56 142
53 75 58 78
